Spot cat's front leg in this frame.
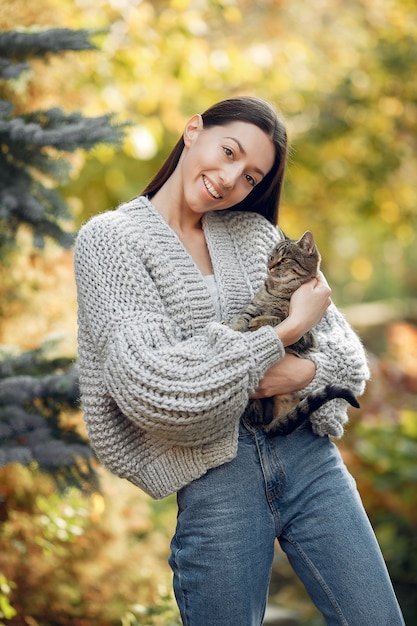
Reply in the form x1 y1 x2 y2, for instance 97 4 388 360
228 319 249 332
248 315 281 331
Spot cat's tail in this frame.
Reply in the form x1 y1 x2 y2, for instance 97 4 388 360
267 384 360 437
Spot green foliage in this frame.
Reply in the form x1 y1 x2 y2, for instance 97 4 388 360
0 27 126 253
60 0 417 306
121 588 182 626
0 2 416 624
0 27 99 58
339 328 417 624
0 467 179 626
345 417 417 623
0 343 97 491
0 574 17 623
0 25 127 489
0 469 108 623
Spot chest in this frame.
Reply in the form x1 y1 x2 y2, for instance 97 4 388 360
131 208 275 335
171 226 214 277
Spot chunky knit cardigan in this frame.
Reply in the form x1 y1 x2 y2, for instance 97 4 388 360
74 196 369 499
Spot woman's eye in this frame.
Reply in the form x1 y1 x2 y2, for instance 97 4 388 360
223 146 234 158
245 174 256 187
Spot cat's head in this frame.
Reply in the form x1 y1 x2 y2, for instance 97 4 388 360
267 230 321 279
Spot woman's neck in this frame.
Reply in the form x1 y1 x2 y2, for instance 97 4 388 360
150 187 213 276
151 177 202 234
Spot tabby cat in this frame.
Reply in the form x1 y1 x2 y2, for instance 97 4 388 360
230 229 359 436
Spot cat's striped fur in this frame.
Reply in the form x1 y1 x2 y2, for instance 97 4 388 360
231 230 359 436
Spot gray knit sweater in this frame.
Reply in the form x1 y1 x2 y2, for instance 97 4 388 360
74 196 369 499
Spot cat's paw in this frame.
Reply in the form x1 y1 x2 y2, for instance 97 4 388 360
248 315 280 331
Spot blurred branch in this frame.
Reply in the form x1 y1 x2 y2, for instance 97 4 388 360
342 298 417 329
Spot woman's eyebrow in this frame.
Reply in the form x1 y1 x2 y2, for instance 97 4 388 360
224 136 266 178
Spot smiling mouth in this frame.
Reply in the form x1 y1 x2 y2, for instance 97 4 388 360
203 175 222 199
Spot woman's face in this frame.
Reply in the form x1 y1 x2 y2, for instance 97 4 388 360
180 117 275 215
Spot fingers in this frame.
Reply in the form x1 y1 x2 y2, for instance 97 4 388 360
289 273 332 323
314 271 331 292
312 271 332 308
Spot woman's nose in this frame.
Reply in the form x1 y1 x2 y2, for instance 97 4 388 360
219 163 242 188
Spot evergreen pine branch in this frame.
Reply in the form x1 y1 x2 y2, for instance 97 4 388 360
0 29 128 252
0 28 99 60
0 101 13 117
0 58 29 80
2 108 125 152
0 364 79 406
0 186 75 249
0 26 126 490
0 364 98 491
0 346 73 377
0 28 100 82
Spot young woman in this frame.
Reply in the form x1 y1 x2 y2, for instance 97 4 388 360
74 96 405 625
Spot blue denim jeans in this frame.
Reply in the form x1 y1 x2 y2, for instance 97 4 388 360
169 420 405 626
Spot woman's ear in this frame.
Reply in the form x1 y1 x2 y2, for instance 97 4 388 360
183 114 203 147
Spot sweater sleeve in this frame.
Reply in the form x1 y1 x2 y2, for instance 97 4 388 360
300 303 370 438
74 215 284 447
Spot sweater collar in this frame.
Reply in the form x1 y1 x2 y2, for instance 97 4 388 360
123 196 253 325
203 211 255 322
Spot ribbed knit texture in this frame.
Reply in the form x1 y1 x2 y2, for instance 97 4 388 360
74 196 370 499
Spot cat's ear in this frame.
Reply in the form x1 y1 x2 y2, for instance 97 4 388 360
298 230 316 254
276 226 288 241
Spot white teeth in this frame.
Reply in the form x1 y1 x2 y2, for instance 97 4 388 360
203 176 221 199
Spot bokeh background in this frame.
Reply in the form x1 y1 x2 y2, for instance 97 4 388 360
0 0 416 624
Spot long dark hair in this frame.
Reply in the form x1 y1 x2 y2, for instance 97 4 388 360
141 96 287 224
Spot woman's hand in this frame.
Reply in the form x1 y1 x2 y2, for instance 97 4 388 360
275 271 332 347
251 353 316 398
